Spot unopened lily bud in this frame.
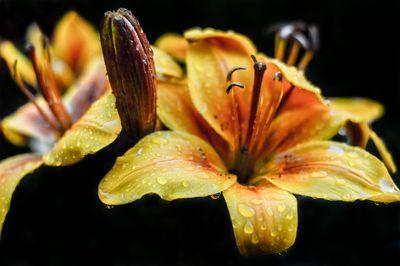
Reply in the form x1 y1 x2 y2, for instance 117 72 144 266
101 8 156 141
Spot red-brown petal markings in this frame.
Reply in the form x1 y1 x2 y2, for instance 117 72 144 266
100 8 156 141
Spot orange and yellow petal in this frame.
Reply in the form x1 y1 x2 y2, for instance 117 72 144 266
0 41 36 86
44 91 121 166
62 57 108 122
266 57 321 96
1 57 107 148
343 121 395 173
157 80 235 166
259 106 343 160
152 46 183 79
255 141 400 203
328 97 384 123
185 28 255 164
223 183 297 255
98 131 236 205
157 80 207 139
1 98 59 146
52 11 101 73
155 33 188 62
0 154 42 235
185 28 256 54
369 130 396 173
26 23 74 89
328 98 395 172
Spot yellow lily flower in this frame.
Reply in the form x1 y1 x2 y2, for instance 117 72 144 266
0 12 122 235
98 18 399 255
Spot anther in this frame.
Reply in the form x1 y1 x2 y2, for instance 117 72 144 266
226 82 244 94
273 71 282 81
266 21 320 70
308 25 319 52
250 55 267 72
298 25 319 71
250 54 258 64
226 66 247 82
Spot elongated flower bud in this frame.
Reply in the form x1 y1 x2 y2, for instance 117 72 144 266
101 8 156 141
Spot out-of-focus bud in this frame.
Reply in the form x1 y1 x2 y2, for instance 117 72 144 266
100 8 156 141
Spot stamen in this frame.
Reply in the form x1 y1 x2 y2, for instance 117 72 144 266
275 38 287 60
286 33 308 66
226 66 247 82
226 82 244 94
298 51 314 71
286 41 301 65
273 71 282 81
271 23 305 61
267 21 319 71
298 25 319 71
308 25 320 52
12 60 61 134
27 43 72 131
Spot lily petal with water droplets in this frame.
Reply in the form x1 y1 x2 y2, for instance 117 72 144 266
98 131 236 205
44 91 121 166
152 46 183 79
254 141 400 203
328 97 384 123
223 183 297 255
155 33 189 62
185 28 256 166
0 41 36 86
0 154 42 235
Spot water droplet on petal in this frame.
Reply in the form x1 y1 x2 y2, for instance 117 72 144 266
342 194 352 201
286 213 294 220
251 233 259 244
157 176 167 185
260 223 267 231
379 178 396 193
335 179 346 186
238 203 255 217
311 171 328 178
277 204 286 212
210 192 221 200
244 220 254 234
152 137 168 145
250 199 263 205
328 145 345 155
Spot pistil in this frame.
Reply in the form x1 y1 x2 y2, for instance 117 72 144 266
236 55 267 183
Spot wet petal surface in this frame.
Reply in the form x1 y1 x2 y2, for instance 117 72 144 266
255 141 400 203
223 183 297 255
44 91 121 166
99 131 236 205
0 154 42 235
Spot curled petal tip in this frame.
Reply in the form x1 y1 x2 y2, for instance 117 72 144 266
101 8 156 141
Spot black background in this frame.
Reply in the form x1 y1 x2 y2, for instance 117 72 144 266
0 0 400 265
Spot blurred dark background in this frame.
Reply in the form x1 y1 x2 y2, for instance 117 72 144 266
0 0 399 265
